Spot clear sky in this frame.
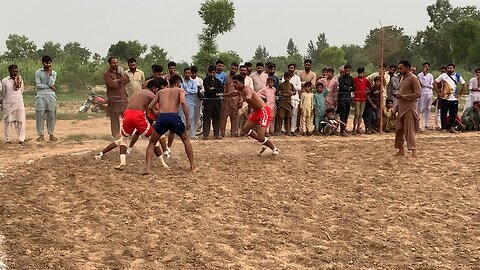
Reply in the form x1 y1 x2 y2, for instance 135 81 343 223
0 0 477 62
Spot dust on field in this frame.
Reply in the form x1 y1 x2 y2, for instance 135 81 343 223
1 131 479 269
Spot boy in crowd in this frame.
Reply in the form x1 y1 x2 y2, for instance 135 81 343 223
364 76 381 134
275 72 294 135
460 100 480 131
321 108 342 135
353 67 371 134
299 82 314 136
313 81 329 134
257 77 277 135
383 98 396 133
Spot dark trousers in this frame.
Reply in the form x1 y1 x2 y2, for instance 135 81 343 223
440 99 458 130
275 107 291 134
363 103 380 131
203 99 222 137
336 98 351 131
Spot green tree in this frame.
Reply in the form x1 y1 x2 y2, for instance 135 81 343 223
144 45 168 68
364 26 412 66
450 19 480 69
38 41 63 60
217 50 242 66
3 34 38 61
287 38 299 56
319 46 346 70
107 40 147 62
64 42 91 64
251 45 270 63
306 33 329 68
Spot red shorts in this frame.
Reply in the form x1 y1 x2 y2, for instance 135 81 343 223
248 106 272 128
121 109 153 137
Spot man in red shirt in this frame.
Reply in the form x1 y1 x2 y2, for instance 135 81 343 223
353 67 371 134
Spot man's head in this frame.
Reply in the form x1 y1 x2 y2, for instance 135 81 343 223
216 60 224 73
239 65 247 76
152 64 164 79
283 72 292 82
230 62 239 75
266 77 274 88
191 66 199 79
316 81 325 93
440 66 447 74
344 65 351 76
422 62 430 73
410 66 417 74
127 58 137 72
168 61 177 75
287 63 296 75
146 78 168 94
304 59 312 72
107 56 118 71
8 64 18 78
184 67 192 80
357 67 365 78
373 76 381 87
379 63 387 72
472 100 480 111
475 67 480 78
208 65 216 78
386 98 394 109
232 74 245 91
256 62 264 74
388 65 397 75
267 63 276 76
398 60 412 76
245 62 253 75
447 63 455 75
169 74 182 87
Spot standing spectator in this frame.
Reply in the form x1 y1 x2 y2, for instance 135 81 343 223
215 60 228 87
433 63 466 133
417 62 434 130
35 55 58 142
299 82 314 135
313 81 329 134
250 62 268 91
181 67 199 139
324 67 339 110
297 60 317 133
103 56 130 138
244 62 253 76
337 64 355 136
143 64 164 87
364 76 381 134
410 66 417 75
275 72 294 135
367 63 390 103
386 65 400 103
191 66 204 134
282 64 302 134
240 65 254 90
125 58 145 98
394 60 421 158
2 64 25 144
203 66 224 139
352 67 371 134
267 63 280 89
464 67 480 112
257 77 277 135
165 61 177 83
220 63 240 137
434 66 447 130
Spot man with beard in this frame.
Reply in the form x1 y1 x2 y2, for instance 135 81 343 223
125 58 145 98
417 62 434 130
203 66 224 139
267 63 280 89
282 63 302 134
433 64 466 133
296 59 316 134
2 64 26 144
103 56 130 138
393 60 421 158
35 56 59 141
250 62 268 91
220 63 241 137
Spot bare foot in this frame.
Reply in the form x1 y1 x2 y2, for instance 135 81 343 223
410 150 417 158
114 164 126 171
190 166 197 172
141 170 151 175
395 149 405 156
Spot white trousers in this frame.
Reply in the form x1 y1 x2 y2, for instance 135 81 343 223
4 121 25 142
463 92 480 113
417 91 433 128
290 100 300 132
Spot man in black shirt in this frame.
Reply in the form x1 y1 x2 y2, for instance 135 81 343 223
337 64 356 136
203 66 224 139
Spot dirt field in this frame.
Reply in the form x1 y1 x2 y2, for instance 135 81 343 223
1 117 480 269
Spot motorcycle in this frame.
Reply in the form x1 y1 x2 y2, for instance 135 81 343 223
79 90 108 113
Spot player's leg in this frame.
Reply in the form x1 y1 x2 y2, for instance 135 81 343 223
114 135 129 170
127 133 140 154
153 142 169 168
178 131 195 171
143 130 161 175
95 138 121 160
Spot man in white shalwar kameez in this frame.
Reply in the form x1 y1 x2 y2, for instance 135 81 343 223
2 64 26 143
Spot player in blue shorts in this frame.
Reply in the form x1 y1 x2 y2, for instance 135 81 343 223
143 74 195 174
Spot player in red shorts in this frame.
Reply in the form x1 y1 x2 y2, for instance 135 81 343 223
218 74 279 156
95 79 169 171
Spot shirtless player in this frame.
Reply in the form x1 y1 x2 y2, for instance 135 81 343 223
218 74 279 156
96 79 169 170
144 74 195 174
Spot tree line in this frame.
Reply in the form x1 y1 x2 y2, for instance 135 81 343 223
0 0 478 91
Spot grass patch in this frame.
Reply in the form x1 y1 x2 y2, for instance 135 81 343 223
65 133 113 143
26 112 106 121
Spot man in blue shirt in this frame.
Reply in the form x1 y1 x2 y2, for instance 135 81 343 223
35 55 58 142
215 60 227 87
181 67 199 138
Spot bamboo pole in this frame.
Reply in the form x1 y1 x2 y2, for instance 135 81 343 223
379 22 384 134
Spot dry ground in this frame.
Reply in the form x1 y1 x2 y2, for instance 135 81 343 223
0 118 480 270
